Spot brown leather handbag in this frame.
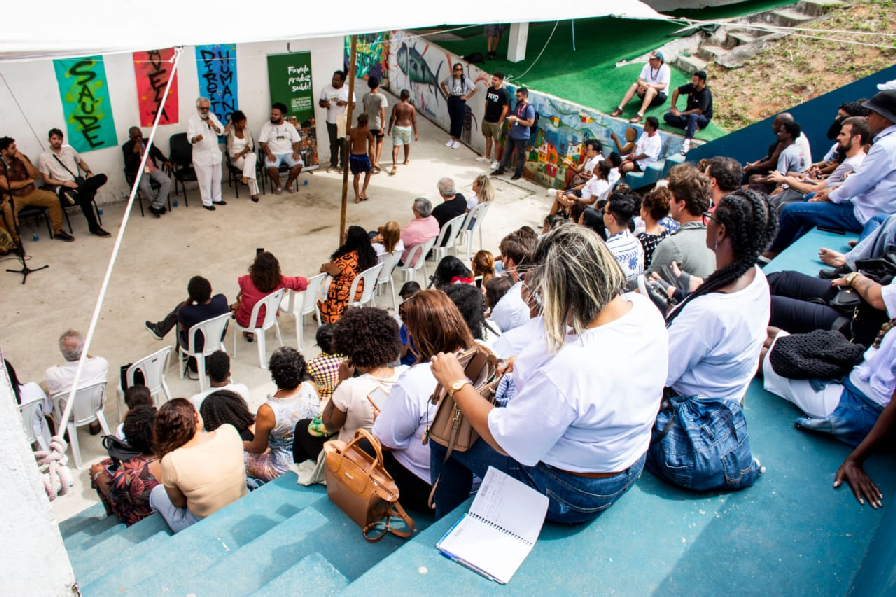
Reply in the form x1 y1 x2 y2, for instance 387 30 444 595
424 346 501 506
323 428 415 542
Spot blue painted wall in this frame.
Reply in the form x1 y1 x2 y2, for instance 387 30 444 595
689 65 896 165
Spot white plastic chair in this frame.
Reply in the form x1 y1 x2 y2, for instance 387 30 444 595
459 201 493 261
51 382 110 470
279 273 326 350
19 400 49 451
117 345 173 418
176 312 230 392
347 262 385 309
431 213 467 263
396 236 437 285
233 288 286 368
375 250 403 311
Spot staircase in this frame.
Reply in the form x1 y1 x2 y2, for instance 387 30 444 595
673 0 847 74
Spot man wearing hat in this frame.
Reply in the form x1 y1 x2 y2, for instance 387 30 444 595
611 51 670 124
763 89 896 260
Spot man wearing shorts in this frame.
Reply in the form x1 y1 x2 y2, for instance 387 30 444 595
388 89 418 175
259 102 303 194
479 72 510 169
362 76 388 173
348 114 374 203
611 51 670 124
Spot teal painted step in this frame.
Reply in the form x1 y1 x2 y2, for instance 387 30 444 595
62 512 120 554
59 502 108 537
82 474 328 596
250 553 349 596
69 514 170 586
343 228 894 595
136 506 330 596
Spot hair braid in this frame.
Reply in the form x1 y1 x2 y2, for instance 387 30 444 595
200 390 255 435
665 189 776 326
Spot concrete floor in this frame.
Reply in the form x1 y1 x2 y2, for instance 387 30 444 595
1 109 550 523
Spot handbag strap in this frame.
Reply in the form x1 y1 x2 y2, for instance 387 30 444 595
344 428 385 473
363 501 415 542
51 152 80 179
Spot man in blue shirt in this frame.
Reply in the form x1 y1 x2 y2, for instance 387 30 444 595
492 87 536 181
763 89 896 260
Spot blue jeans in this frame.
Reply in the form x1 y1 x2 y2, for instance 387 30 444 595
796 377 884 447
663 113 709 139
430 440 646 524
149 484 204 533
769 200 862 253
858 213 889 243
847 213 896 268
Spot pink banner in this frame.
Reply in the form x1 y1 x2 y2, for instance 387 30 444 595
133 48 178 126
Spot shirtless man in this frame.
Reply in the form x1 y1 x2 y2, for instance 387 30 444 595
348 113 375 203
387 89 418 175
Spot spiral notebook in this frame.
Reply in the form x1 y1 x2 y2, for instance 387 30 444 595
436 466 549 584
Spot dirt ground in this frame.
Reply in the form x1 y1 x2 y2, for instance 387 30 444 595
707 0 896 131
1 96 551 522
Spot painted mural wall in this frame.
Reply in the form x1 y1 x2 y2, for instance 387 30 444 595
388 29 685 189
344 32 390 85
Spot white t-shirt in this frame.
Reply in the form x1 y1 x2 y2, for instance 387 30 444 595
639 63 671 90
582 155 601 177
258 121 301 155
828 152 866 186
190 382 252 411
19 382 51 447
489 280 530 333
373 239 405 258
443 76 474 97
45 356 109 397
320 84 355 124
488 293 668 472
493 317 544 360
796 132 812 165
581 177 609 201
331 369 406 444
372 364 438 483
38 146 82 183
666 267 770 402
608 167 621 190
634 132 662 169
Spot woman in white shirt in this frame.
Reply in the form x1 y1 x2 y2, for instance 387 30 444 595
373 290 476 511
370 220 404 259
429 225 669 523
439 63 477 149
225 110 259 202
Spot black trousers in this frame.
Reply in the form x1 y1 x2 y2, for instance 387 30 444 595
499 137 527 177
292 418 328 463
768 271 841 333
326 122 345 168
356 436 432 513
446 96 466 139
58 173 106 232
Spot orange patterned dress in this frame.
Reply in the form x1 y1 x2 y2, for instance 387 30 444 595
319 251 363 323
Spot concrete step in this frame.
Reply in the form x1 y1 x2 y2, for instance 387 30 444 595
250 552 349 596
769 8 818 27
81 475 328 596
77 525 171 590
697 44 727 63
798 0 845 17
58 503 108 538
69 514 170 585
62 512 120 554
139 506 331 596
675 54 709 75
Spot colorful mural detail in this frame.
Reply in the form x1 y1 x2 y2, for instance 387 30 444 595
344 32 389 85
52 56 117 152
133 48 179 126
387 30 685 190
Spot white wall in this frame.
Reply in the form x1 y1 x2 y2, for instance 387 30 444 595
0 350 76 595
0 36 343 204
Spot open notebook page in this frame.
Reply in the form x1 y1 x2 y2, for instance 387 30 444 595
469 467 549 544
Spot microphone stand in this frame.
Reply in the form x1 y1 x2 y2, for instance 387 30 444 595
2 158 48 284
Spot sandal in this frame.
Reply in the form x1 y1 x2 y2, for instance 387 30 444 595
629 114 643 124
610 108 623 117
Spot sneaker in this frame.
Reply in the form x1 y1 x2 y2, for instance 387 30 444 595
490 161 500 169
452 140 461 149
327 165 336 173
491 168 505 176
445 139 455 147
680 139 691 154
476 156 489 162
144 321 163 340
54 230 75 242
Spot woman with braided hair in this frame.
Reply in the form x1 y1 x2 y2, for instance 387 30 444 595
200 389 256 441
647 189 777 492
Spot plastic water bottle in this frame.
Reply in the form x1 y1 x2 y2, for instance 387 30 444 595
97 208 103 216
33 233 39 242
173 200 179 208
303 179 308 186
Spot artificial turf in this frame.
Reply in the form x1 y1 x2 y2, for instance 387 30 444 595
427 0 798 141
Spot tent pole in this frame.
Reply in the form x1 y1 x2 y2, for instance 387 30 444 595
339 35 358 242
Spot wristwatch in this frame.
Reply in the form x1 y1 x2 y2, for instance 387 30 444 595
448 379 471 398
845 271 859 286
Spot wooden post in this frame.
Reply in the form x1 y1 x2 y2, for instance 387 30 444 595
339 35 358 242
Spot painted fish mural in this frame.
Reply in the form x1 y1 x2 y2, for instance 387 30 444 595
396 42 445 105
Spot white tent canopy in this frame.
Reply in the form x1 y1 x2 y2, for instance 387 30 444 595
1 2 668 61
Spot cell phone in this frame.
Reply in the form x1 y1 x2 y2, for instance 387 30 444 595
816 227 846 235
256 247 265 255
367 387 388 412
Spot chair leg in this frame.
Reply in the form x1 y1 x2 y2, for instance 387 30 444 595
296 314 303 350
274 322 283 348
95 410 111 436
257 330 267 369
68 422 83 470
390 280 398 312
116 388 122 422
161 380 172 405
197 354 208 392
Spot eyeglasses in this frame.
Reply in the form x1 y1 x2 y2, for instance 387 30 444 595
198 106 210 111
702 211 720 226
454 68 463 72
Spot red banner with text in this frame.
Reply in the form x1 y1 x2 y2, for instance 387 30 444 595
133 48 179 126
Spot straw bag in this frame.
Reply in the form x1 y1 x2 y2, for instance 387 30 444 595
424 346 501 506
323 429 414 542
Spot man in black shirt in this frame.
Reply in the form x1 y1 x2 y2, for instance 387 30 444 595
479 72 510 168
144 276 229 352
122 127 172 217
431 177 467 245
663 71 713 154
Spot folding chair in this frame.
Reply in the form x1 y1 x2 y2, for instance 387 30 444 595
347 263 385 309
375 250 402 311
431 213 467 263
459 201 493 261
233 288 286 368
176 313 230 392
117 345 173 419
396 236 437 285
51 382 110 470
279 273 326 350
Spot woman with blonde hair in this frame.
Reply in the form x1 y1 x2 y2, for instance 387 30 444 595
371 220 405 258
468 174 495 211
429 224 668 523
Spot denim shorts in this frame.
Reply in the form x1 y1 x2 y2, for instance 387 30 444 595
265 153 302 168
795 377 884 447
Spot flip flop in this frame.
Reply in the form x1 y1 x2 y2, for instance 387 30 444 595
611 108 623 117
629 115 643 124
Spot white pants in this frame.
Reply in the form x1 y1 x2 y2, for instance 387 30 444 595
762 331 843 418
232 155 259 196
195 162 222 207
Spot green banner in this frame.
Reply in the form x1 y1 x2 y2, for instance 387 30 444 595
53 56 117 153
266 52 315 124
